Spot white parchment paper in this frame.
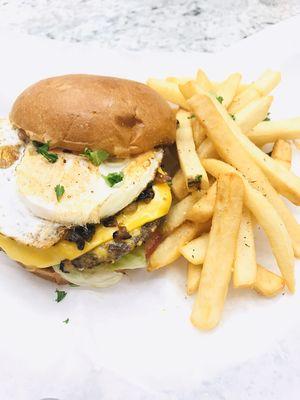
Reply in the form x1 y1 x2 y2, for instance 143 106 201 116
0 16 300 400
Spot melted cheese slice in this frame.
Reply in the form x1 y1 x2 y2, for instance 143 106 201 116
0 183 171 268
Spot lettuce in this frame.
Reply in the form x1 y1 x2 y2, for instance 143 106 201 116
53 246 146 288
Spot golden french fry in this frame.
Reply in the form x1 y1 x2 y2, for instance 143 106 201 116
236 82 250 95
187 182 217 222
188 91 300 205
192 118 206 148
248 118 300 145
176 110 209 190
233 208 257 288
191 173 244 330
228 86 261 114
163 191 203 235
172 169 189 200
271 139 292 170
234 96 273 134
147 78 190 109
196 69 214 92
254 264 285 297
197 138 219 159
187 263 202 295
180 232 209 265
253 69 281 95
202 159 295 292
215 73 241 108
148 221 210 271
166 76 194 84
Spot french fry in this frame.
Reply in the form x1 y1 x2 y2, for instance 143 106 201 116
228 86 261 114
171 169 189 200
163 191 203 235
180 232 209 264
234 96 273 134
202 159 295 292
233 208 257 288
196 69 214 92
254 264 285 297
192 118 206 148
215 73 241 108
187 182 217 222
148 221 210 271
236 82 250 95
188 91 300 205
197 137 219 159
166 76 193 84
191 173 244 330
176 110 209 190
187 263 202 295
248 118 300 145
271 139 292 169
253 69 281 96
147 78 190 109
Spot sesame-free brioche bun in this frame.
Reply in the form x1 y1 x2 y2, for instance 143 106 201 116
10 74 176 157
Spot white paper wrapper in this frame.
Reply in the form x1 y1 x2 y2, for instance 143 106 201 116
0 16 300 400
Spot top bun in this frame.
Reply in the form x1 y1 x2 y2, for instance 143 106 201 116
10 74 176 157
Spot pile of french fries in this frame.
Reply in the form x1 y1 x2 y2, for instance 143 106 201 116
147 69 300 330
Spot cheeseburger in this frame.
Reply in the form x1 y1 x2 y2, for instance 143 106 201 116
0 75 175 287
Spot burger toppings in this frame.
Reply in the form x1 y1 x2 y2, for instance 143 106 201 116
102 215 118 227
113 225 132 241
136 184 155 203
103 171 124 187
154 171 172 185
32 140 58 163
55 184 65 202
65 224 96 250
82 147 109 166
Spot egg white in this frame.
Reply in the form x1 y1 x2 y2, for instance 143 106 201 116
0 120 65 248
16 145 163 225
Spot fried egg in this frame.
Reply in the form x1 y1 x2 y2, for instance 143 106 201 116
0 119 65 248
16 145 163 225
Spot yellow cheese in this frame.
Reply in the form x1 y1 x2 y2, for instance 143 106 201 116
0 183 171 268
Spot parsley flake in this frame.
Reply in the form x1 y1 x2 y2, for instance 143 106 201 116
63 318 69 324
103 172 124 187
195 174 202 183
230 114 236 120
264 112 271 121
55 184 65 202
33 141 58 163
187 114 196 119
216 96 224 104
82 148 109 166
55 289 67 303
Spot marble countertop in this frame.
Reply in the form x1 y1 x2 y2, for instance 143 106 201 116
0 0 299 52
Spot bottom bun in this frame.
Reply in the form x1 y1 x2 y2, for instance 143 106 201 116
20 264 69 285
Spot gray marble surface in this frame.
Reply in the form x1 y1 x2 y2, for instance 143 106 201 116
0 0 299 52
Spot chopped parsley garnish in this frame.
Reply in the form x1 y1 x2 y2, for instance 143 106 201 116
63 318 69 324
176 119 180 128
55 289 67 303
195 175 202 183
187 114 196 119
103 172 124 187
82 147 109 166
33 141 58 163
216 96 224 104
230 114 236 120
55 184 65 202
264 112 271 121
